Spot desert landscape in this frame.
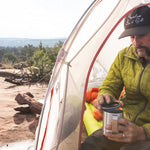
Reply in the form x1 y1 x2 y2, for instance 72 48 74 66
0 69 48 149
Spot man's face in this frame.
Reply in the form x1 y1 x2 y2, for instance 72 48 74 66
130 32 150 59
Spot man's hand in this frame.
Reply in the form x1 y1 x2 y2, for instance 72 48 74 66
104 118 147 142
93 94 121 111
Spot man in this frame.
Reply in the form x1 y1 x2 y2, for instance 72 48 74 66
80 5 150 150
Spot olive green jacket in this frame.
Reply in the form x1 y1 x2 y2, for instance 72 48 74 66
99 45 150 139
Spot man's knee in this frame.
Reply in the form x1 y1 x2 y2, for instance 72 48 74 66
79 129 105 150
120 141 150 150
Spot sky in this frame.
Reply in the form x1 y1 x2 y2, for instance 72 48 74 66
0 0 94 39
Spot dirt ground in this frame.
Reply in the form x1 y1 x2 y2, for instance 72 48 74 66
0 69 88 149
0 69 48 145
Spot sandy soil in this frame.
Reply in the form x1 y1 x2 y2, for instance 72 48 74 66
0 69 48 145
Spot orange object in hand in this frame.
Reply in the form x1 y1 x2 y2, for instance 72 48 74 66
93 108 103 121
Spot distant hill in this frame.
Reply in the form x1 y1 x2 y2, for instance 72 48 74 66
0 38 66 48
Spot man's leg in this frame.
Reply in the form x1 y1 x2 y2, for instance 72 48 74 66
120 141 150 150
79 129 124 150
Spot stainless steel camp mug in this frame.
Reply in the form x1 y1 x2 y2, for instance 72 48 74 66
102 101 123 134
103 109 123 134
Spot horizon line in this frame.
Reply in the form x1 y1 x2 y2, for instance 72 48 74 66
0 37 67 40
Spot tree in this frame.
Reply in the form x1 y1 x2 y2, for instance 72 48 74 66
0 49 4 62
31 41 63 82
54 41 63 52
2 53 18 64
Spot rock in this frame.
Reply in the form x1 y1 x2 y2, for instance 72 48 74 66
14 105 32 113
15 93 43 114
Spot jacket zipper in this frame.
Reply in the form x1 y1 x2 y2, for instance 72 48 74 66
138 67 144 92
133 66 148 123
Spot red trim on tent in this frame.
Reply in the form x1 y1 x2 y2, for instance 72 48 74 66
40 88 54 150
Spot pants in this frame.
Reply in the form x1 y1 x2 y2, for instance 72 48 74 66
79 129 150 150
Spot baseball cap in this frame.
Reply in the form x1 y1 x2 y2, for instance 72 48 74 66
119 6 150 39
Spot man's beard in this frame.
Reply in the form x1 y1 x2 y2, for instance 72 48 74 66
135 46 150 57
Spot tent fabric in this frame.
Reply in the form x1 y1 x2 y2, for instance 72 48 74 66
35 1 150 150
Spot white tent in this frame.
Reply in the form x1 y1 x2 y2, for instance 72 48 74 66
35 0 150 150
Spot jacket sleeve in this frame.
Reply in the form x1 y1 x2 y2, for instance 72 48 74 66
143 124 150 140
98 51 124 99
